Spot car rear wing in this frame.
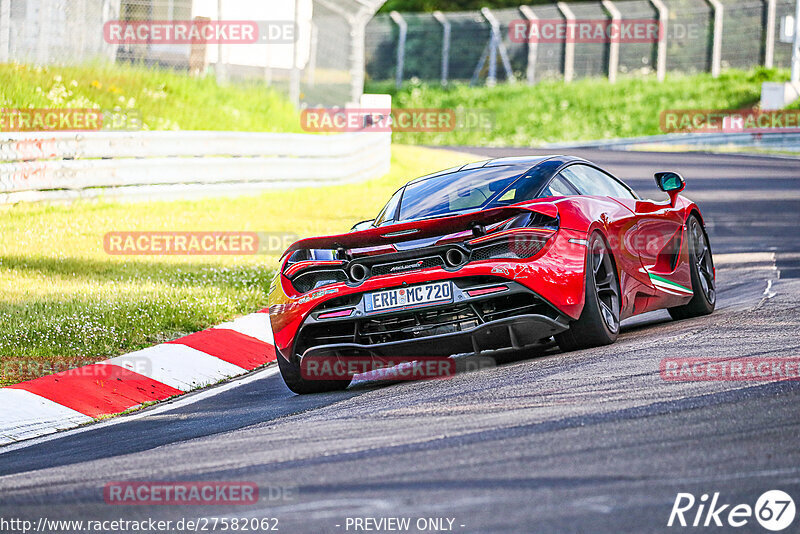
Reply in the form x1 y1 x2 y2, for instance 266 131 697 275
280 202 559 262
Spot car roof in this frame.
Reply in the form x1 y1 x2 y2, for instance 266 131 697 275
406 155 586 186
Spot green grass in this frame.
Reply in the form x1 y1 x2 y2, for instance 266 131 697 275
0 144 479 386
367 68 792 146
0 62 301 132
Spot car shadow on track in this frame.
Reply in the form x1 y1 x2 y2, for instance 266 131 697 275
0 367 370 476
0 307 715 476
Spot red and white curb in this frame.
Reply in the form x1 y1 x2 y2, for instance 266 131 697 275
0 310 276 446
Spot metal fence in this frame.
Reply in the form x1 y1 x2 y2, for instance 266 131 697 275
1 0 794 97
0 0 385 107
366 0 799 85
0 0 118 64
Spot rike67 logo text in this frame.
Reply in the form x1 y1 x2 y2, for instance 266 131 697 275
668 490 795 531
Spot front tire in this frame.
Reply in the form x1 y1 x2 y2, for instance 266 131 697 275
668 215 716 320
555 233 621 352
277 352 351 394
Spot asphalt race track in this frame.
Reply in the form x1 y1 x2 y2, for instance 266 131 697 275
1 150 799 533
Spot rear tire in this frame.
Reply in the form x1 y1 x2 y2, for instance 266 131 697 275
668 215 716 320
277 352 351 395
555 233 621 352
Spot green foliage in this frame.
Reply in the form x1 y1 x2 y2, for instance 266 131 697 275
0 62 301 132
367 68 791 146
379 0 532 13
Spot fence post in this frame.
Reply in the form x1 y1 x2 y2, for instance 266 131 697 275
764 0 776 67
307 22 318 87
481 7 516 85
705 0 724 77
36 0 51 64
0 0 10 63
75 0 87 58
289 0 301 104
216 0 227 84
601 0 621 83
556 2 575 82
519 6 538 85
484 10 499 85
433 11 451 86
349 18 367 105
390 11 407 89
792 0 800 81
649 0 668 81
102 0 119 62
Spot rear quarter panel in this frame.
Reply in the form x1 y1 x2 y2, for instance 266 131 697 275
551 196 651 320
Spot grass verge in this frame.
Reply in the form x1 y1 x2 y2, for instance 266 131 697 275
367 68 792 146
0 144 480 385
0 62 300 132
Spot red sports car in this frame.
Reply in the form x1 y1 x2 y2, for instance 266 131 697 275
269 156 716 393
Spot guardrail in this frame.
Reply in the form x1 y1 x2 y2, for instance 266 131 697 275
547 132 800 152
0 130 392 204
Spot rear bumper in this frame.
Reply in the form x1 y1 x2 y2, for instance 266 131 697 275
299 313 569 362
288 280 571 364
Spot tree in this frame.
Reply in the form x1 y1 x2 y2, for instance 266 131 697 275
378 0 535 13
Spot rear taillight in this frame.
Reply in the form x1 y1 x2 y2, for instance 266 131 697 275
468 227 554 261
317 308 354 319
284 260 346 278
466 285 509 297
289 269 348 294
467 227 555 246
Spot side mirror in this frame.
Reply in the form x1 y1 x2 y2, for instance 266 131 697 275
654 171 685 206
350 219 375 232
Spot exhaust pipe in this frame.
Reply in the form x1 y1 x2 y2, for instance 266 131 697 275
445 248 467 267
349 263 369 282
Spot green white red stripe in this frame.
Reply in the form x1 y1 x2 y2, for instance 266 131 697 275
649 273 694 296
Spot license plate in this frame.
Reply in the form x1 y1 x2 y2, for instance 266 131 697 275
365 281 453 314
